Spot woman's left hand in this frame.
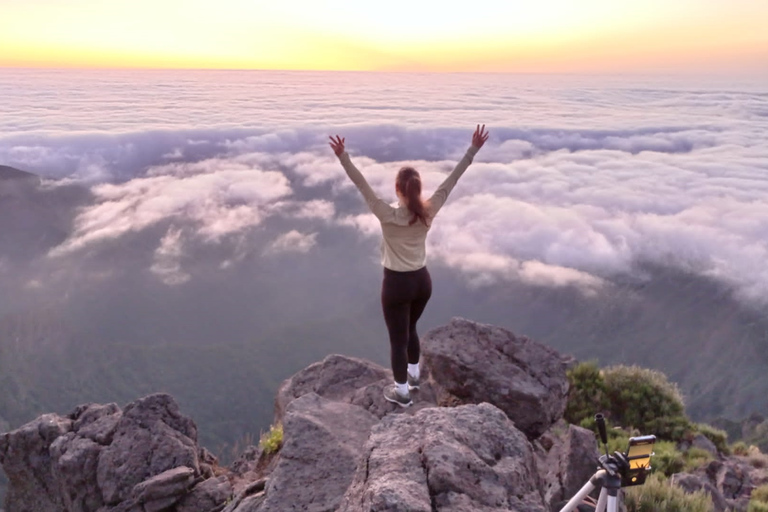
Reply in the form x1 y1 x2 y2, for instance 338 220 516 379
329 135 346 156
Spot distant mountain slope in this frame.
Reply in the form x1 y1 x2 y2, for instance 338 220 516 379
0 165 39 183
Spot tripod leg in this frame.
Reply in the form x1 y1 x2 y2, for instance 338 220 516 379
595 487 608 512
606 494 619 512
558 481 596 512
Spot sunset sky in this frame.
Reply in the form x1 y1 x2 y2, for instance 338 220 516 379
1 0 767 72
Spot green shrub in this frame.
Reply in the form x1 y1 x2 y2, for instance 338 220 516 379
751 484 768 504
683 447 714 472
565 361 608 425
749 502 768 512
696 423 730 455
732 441 749 456
652 440 685 477
624 473 712 512
258 423 283 455
603 365 690 441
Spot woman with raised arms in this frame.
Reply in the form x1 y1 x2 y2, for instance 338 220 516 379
329 125 489 407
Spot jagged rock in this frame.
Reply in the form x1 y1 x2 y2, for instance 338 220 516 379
0 413 72 512
422 318 569 439
234 392 379 512
670 472 729 512
338 403 546 512
97 394 200 505
709 460 748 498
130 466 195 510
222 479 267 512
534 420 599 511
176 475 233 512
274 354 389 421
73 404 122 446
50 433 104 512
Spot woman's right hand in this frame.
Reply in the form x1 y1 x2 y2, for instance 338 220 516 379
472 124 489 148
329 135 346 156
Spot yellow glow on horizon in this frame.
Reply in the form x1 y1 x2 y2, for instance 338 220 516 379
1 0 767 73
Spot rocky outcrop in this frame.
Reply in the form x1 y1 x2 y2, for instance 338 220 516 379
1 318 594 512
230 393 379 512
422 318 570 439
0 394 227 512
338 403 546 512
533 420 600 511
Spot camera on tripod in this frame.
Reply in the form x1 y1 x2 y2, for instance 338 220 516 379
559 413 656 512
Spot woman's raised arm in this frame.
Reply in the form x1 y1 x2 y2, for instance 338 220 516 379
330 135 392 220
428 125 488 216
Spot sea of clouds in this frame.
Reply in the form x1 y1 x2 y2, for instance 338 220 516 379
2 70 767 306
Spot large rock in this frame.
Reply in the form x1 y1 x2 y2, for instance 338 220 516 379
177 475 233 512
0 394 217 512
533 420 599 511
275 354 439 421
274 354 389 421
97 394 200 505
0 413 72 512
338 403 546 512
233 392 379 512
422 318 569 439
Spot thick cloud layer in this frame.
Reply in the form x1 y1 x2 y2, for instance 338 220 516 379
2 71 767 307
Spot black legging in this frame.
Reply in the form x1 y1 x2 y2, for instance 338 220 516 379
381 266 432 384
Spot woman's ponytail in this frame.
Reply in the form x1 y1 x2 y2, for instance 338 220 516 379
397 167 428 226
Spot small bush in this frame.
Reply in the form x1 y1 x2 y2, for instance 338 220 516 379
603 365 690 441
751 484 768 504
696 423 730 455
258 423 283 455
624 473 712 512
749 502 768 512
565 361 609 425
732 441 749 456
683 447 714 472
652 440 685 477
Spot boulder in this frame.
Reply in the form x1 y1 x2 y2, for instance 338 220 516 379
275 353 439 421
0 413 72 512
422 318 569 439
533 420 599 511
97 394 200 505
338 403 546 512
274 354 389 421
233 392 379 512
177 475 233 512
0 393 211 512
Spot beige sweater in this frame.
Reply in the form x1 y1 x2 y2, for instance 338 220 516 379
338 145 480 271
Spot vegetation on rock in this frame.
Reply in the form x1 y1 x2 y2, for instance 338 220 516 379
624 473 712 512
258 422 283 455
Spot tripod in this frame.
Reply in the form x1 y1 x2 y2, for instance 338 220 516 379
559 414 655 512
558 453 624 512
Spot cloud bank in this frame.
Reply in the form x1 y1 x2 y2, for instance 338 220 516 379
3 73 766 305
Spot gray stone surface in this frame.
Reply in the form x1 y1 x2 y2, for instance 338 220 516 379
177 475 233 512
338 403 547 512
131 466 195 504
534 420 599 511
97 394 200 505
0 413 72 512
234 392 379 512
274 354 389 422
50 432 105 512
422 318 569 439
0 393 210 512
